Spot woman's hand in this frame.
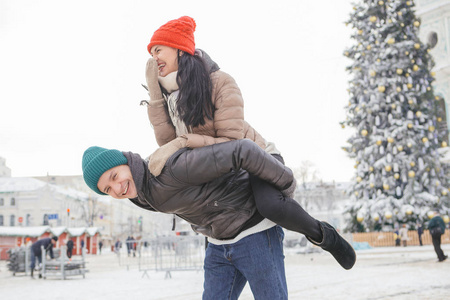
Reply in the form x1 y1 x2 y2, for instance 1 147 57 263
146 58 163 101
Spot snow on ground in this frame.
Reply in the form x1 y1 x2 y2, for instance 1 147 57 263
0 244 449 300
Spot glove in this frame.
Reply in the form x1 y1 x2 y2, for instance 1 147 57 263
148 137 188 176
281 178 297 198
145 57 163 101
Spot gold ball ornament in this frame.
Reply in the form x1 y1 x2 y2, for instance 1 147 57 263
414 21 420 27
407 142 413 148
387 38 395 44
408 100 413 105
422 137 428 143
370 16 377 22
373 215 380 221
385 165 392 172
396 69 403 75
385 211 393 219
438 117 442 122
406 1 412 5
354 191 359 196
370 183 375 188
391 104 396 109
428 126 435 132
416 111 422 117
376 140 382 146
408 170 416 178
406 209 413 215
357 215 364 223
387 137 394 143
369 166 374 172
407 123 413 129
397 11 402 16
378 1 384 5
427 87 431 91
442 141 448 147
442 189 448 196
358 29 363 35
378 85 386 92
407 83 413 89
443 215 450 223
414 43 420 49
397 145 403 151
394 173 400 179
435 96 440 100
369 70 376 76
361 129 368 136
431 72 436 77
400 23 404 27
427 211 435 219
383 183 390 190
413 65 419 71
410 161 415 167
396 87 402 92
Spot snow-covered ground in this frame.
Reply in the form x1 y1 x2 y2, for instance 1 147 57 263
1 244 449 300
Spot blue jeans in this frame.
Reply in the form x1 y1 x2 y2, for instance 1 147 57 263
203 226 287 300
30 250 42 270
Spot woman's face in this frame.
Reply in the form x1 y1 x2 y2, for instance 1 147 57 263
150 45 179 77
97 165 138 199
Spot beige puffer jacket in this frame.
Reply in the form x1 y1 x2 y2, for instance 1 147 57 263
148 69 267 149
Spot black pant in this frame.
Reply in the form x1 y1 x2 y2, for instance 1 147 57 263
249 175 322 242
432 234 445 261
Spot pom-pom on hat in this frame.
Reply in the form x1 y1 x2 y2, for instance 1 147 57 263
147 16 196 55
82 146 128 195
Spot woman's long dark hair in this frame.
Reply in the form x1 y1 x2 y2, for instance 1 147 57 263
174 50 214 128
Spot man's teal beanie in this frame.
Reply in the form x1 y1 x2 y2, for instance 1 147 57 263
82 146 128 195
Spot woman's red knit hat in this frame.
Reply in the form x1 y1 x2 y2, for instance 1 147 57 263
147 16 196 55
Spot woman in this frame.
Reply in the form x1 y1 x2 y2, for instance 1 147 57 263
142 16 355 270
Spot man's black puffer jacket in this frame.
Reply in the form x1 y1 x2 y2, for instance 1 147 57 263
125 139 293 240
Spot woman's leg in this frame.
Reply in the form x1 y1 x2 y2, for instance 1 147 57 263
250 174 323 242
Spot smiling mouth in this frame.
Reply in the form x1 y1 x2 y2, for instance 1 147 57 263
158 63 165 72
122 182 129 196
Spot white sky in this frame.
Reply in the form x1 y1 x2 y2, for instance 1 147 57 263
0 0 356 182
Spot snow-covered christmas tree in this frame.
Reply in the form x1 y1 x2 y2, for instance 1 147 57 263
341 0 450 232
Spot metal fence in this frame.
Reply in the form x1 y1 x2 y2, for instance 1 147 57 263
117 235 205 278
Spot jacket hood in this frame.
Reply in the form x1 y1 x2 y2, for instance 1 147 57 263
196 49 220 74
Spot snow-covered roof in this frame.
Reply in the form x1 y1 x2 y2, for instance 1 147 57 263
86 227 101 236
67 227 87 237
0 226 100 237
50 226 68 236
0 226 50 237
0 177 46 193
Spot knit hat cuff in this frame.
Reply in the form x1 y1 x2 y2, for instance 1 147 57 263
83 149 127 195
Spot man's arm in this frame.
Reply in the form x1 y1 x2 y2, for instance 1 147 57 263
170 139 293 190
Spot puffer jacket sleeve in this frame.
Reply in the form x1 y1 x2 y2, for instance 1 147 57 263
147 99 177 146
169 139 293 189
181 70 251 148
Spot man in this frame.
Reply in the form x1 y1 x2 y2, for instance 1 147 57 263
428 211 448 262
82 139 355 299
66 239 74 259
30 236 58 278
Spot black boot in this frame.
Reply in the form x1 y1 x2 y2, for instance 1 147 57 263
30 269 34 279
307 222 356 270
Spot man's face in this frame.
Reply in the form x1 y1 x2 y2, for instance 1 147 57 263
97 165 138 199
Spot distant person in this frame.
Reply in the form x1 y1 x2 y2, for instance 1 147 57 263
399 224 408 247
99 240 103 254
417 223 423 246
428 212 448 262
66 239 74 259
30 236 58 278
394 227 401 246
114 239 121 254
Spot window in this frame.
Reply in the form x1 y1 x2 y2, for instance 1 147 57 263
0 198 3 206
10 197 15 206
43 214 49 225
10 215 15 226
427 31 438 49
0 215 3 226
